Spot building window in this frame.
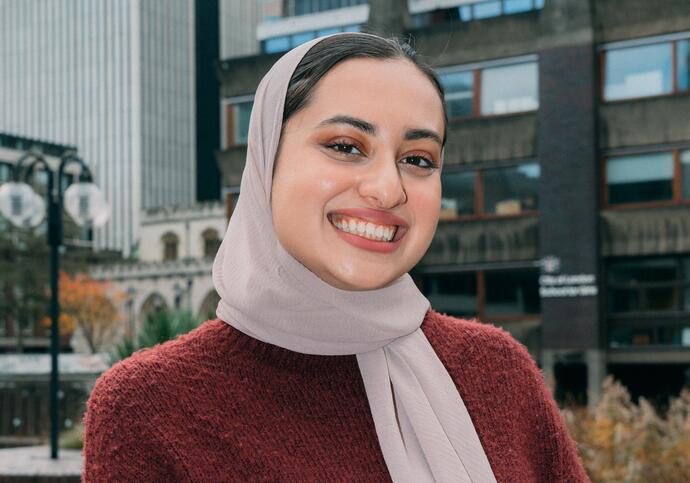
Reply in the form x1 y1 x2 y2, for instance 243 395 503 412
292 31 316 45
679 39 690 91
484 269 540 316
608 258 681 313
425 272 477 317
481 62 539 115
162 232 179 261
439 58 539 119
292 0 367 16
440 71 474 118
414 0 544 28
0 162 12 183
602 33 690 101
473 1 502 19
422 267 541 321
607 256 690 348
680 150 690 199
483 163 540 214
262 24 361 54
606 152 673 205
223 99 253 148
440 171 476 219
202 228 221 259
265 36 290 54
604 43 672 100
440 162 540 220
504 0 542 14
317 27 341 36
604 149 690 207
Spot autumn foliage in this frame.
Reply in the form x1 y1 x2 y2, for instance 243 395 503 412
562 376 690 482
41 270 126 353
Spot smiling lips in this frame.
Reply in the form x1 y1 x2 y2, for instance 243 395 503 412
330 214 397 242
327 208 409 252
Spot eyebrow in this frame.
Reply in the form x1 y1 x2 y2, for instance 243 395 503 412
315 114 443 147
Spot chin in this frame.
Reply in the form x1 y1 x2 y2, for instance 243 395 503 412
327 267 401 291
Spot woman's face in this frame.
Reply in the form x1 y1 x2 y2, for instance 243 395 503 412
271 57 444 291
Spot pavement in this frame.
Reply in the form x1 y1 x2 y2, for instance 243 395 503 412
0 445 81 479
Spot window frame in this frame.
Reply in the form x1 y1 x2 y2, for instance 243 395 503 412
412 0 544 26
422 265 542 323
437 54 539 121
600 31 690 103
439 159 540 222
601 148 690 209
261 24 362 54
220 95 254 150
290 0 368 17
201 228 221 259
606 254 690 348
162 232 179 262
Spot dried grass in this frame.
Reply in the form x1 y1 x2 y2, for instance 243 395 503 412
561 376 690 482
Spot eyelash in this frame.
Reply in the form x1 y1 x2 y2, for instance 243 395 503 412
324 141 438 171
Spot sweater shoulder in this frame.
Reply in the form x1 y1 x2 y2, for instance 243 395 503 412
81 322 227 482
421 308 542 384
422 308 532 360
88 319 230 404
421 310 589 482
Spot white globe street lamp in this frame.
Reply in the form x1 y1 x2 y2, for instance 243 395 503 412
63 182 110 227
0 150 109 460
0 182 45 228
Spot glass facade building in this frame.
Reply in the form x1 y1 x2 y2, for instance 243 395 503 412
0 0 196 257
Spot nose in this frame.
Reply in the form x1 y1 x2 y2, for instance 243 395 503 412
357 155 408 209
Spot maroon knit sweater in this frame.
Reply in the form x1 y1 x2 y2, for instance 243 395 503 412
82 309 590 482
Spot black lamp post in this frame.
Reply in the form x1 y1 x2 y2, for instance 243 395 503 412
0 149 109 459
126 287 137 338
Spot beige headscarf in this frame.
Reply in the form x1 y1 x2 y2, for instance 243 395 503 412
212 32 496 482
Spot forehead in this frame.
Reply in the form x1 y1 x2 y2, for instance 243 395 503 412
300 57 444 134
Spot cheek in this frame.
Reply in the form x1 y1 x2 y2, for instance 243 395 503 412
273 156 349 233
410 179 441 227
290 164 349 213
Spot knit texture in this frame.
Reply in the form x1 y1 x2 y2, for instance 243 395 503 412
82 309 590 482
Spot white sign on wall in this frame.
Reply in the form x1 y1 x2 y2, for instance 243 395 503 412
539 273 598 298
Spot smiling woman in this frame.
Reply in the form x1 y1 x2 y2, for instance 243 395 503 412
272 54 445 290
82 32 590 482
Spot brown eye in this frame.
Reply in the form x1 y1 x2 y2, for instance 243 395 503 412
325 142 363 156
401 154 438 171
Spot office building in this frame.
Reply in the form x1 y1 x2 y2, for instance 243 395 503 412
216 0 690 408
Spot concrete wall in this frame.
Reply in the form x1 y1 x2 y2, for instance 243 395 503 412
218 53 282 98
216 147 247 188
139 204 227 262
600 96 690 150
411 11 541 67
90 259 220 336
444 114 537 165
594 0 690 43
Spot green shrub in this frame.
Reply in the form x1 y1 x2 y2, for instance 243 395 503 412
110 308 201 364
59 421 84 450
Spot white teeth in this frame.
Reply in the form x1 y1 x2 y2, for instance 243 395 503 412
330 214 397 242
